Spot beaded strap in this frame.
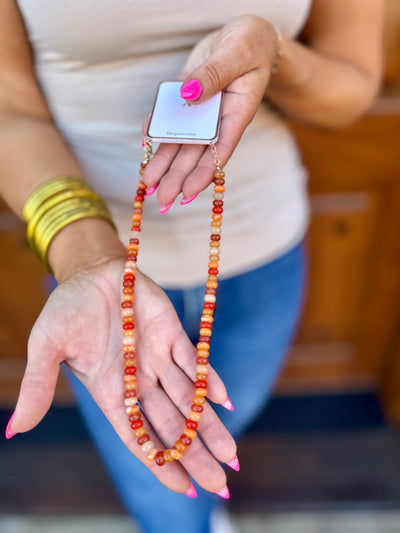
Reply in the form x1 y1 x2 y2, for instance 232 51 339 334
121 139 225 466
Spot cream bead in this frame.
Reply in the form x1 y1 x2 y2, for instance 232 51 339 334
196 364 209 374
123 336 135 345
210 227 221 234
188 412 201 422
213 192 224 200
125 261 137 269
121 308 134 317
141 441 154 453
124 397 138 407
204 294 216 303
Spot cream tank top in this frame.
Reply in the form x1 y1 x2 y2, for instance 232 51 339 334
18 0 312 288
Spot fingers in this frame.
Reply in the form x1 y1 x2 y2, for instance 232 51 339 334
7 335 61 436
139 379 233 493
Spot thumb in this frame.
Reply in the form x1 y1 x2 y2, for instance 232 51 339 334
180 41 246 105
6 341 61 438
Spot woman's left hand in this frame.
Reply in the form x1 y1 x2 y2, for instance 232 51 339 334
142 15 279 208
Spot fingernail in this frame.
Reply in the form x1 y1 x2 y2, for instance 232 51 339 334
184 483 197 498
180 80 203 100
160 201 173 214
146 183 159 197
180 193 198 206
216 484 230 499
5 412 17 440
221 397 234 411
226 455 240 472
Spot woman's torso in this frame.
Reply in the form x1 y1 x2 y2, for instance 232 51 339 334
17 0 312 287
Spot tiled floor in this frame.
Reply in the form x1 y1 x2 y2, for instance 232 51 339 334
1 512 400 533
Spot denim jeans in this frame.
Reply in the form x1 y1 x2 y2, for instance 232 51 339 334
66 241 306 533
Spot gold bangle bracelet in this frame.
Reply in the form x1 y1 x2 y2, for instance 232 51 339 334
35 204 116 273
26 190 106 245
23 176 88 223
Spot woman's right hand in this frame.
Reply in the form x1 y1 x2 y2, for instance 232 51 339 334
7 256 236 494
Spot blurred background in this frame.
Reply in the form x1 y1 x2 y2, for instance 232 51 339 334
1 2 400 532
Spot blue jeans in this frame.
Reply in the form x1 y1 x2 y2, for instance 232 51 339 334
66 242 306 533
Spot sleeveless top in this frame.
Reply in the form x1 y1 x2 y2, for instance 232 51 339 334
17 0 312 287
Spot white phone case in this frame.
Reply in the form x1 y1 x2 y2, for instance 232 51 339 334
147 81 222 144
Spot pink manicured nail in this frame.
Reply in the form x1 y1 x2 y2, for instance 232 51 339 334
160 201 173 214
146 183 159 197
226 455 240 472
216 484 230 499
184 483 197 498
221 397 234 411
180 80 203 100
5 413 16 440
180 193 198 206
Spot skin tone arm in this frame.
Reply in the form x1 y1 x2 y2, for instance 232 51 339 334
0 1 236 495
143 0 384 207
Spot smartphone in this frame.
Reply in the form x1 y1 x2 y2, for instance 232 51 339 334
147 81 222 144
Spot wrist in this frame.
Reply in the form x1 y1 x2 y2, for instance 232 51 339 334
48 216 125 284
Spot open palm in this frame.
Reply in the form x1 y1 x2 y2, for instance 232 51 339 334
12 257 236 493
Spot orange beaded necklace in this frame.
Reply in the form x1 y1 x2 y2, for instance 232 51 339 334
121 138 225 466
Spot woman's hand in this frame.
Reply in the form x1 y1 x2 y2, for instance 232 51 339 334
142 15 279 208
8 257 236 494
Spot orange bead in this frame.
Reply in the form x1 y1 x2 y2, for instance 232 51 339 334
197 351 209 359
170 448 183 460
192 396 206 405
124 375 136 382
200 328 212 337
134 201 143 209
175 440 187 453
134 426 147 438
148 449 157 461
123 316 134 323
128 404 140 413
208 262 219 269
206 281 218 289
211 220 222 227
212 214 223 221
123 359 136 366
214 186 225 192
196 374 208 381
137 182 146 190
197 342 210 351
195 388 207 397
123 330 135 337
184 428 197 440
163 450 174 463
132 214 142 221
125 381 138 390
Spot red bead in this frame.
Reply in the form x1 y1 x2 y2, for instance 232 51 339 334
200 322 212 329
126 254 137 261
135 195 144 202
124 273 135 280
155 451 166 466
124 391 137 398
191 404 204 413
137 434 150 446
130 420 143 430
129 238 139 244
186 420 198 429
213 177 225 185
130 226 141 232
204 303 216 309
125 366 137 374
121 302 133 308
195 380 207 389
123 351 135 358
211 235 221 241
180 434 192 446
213 200 223 207
199 336 211 343
205 288 216 295
123 323 135 330
123 280 134 287
196 357 209 365
136 189 145 196
129 413 142 422
212 207 223 214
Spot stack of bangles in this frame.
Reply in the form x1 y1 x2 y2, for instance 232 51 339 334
23 176 116 273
